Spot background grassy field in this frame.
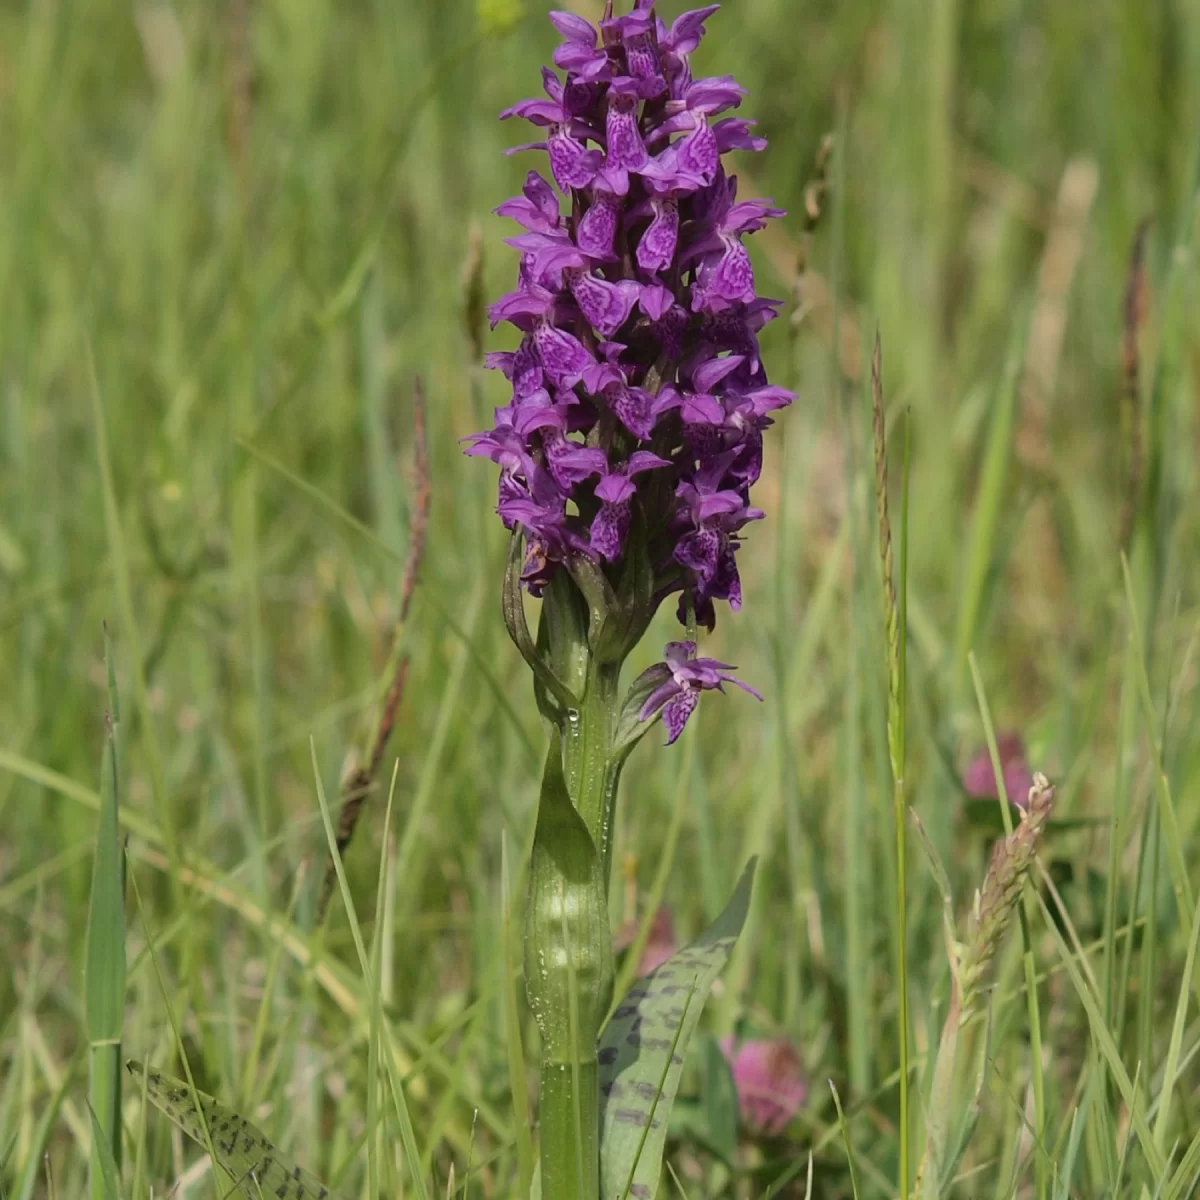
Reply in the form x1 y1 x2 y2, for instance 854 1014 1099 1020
2 0 1200 1195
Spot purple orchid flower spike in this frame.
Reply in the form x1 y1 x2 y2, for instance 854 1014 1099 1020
469 0 794 739
637 640 762 744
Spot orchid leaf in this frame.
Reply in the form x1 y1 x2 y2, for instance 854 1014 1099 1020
598 859 755 1200
128 1061 342 1199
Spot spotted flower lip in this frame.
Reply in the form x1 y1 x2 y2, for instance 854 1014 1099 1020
467 0 793 629
636 640 762 744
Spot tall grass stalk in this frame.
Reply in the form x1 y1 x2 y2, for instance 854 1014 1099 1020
870 335 911 1195
969 654 1048 1198
84 630 125 1200
310 740 430 1200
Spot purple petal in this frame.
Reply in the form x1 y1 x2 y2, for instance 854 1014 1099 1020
715 543 744 609
680 392 725 423
606 92 650 173
496 195 556 234
511 390 564 435
546 437 607 487
664 639 697 665
711 239 755 300
623 31 667 95
564 79 604 116
627 450 670 475
695 491 746 520
638 283 675 320
504 139 549 157
639 677 682 721
680 74 745 115
556 45 612 81
540 65 564 104
576 188 622 258
661 689 699 743
548 128 602 190
608 384 656 439
675 526 720 580
569 272 640 336
595 473 637 505
590 499 632 560
500 98 563 126
650 384 683 417
725 198 786 233
511 337 544 396
738 384 795 415
675 119 719 180
581 359 625 394
549 10 597 43
596 164 631 197
636 196 679 272
534 324 594 387
722 673 764 701
713 117 767 153
525 170 561 221
488 286 555 327
691 354 745 392
665 5 720 53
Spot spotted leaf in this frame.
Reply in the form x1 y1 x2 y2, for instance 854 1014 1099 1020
598 859 755 1199
128 1061 340 1199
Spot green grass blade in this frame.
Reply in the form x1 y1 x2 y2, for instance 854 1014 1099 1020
829 1080 862 1200
1165 1126 1200 1200
1151 886 1200 1152
126 867 226 1200
366 763 399 1200
1035 886 1165 1183
952 310 1027 688
85 629 125 1200
85 1099 126 1200
1121 555 1197 991
1103 649 1136 1026
237 436 536 767
11 1050 84 1200
310 739 430 1200
87 348 178 886
1052 1094 1087 1200
501 834 536 1196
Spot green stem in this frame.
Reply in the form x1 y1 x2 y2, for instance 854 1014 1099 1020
562 658 622 885
894 411 912 1199
892 771 910 1198
539 1061 600 1200
528 663 619 1200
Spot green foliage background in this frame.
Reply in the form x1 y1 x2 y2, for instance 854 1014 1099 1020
2 0 1198 1194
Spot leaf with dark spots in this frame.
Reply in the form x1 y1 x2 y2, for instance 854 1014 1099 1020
598 859 756 1200
126 1061 343 1199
